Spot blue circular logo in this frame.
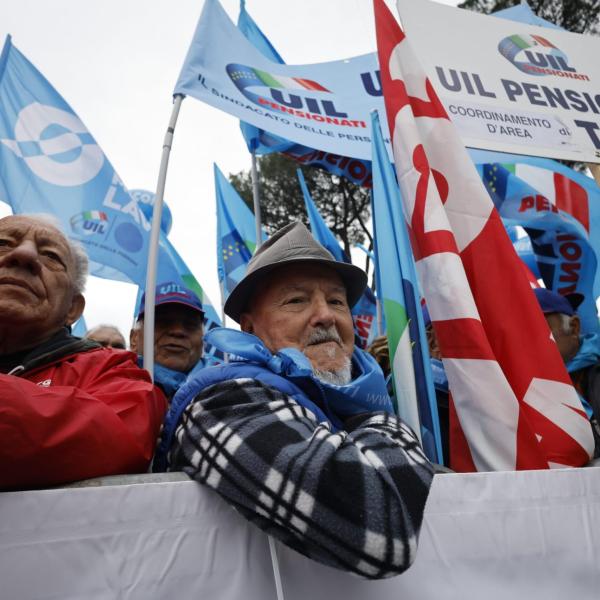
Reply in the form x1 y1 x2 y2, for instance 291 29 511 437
114 222 143 253
498 34 573 77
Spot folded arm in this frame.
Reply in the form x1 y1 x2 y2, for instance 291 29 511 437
169 378 434 579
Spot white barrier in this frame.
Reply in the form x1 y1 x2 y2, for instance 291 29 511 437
1 468 600 599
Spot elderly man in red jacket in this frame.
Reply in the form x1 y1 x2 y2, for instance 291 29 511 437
0 214 167 490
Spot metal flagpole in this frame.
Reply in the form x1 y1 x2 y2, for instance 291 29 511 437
375 290 383 336
143 94 184 377
219 280 229 364
268 536 285 600
250 149 263 249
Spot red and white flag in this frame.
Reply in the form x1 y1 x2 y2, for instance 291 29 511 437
373 0 594 471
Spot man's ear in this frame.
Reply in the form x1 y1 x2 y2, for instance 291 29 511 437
570 315 581 337
129 326 140 354
65 294 85 325
240 313 253 334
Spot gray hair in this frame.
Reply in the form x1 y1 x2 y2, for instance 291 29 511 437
84 324 123 338
21 213 89 294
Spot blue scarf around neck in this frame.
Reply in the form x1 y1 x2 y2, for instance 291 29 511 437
205 328 393 425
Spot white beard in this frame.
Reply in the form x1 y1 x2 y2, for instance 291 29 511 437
313 356 352 386
304 326 353 386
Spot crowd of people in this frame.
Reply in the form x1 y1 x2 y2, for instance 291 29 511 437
0 213 598 579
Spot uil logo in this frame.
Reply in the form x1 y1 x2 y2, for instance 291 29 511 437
0 102 104 186
498 34 584 78
70 211 109 236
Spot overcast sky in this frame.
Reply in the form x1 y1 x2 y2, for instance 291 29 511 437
0 0 458 338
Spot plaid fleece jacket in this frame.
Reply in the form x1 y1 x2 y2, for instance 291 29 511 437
169 377 434 579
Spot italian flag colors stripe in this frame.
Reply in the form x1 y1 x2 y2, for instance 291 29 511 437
253 69 329 92
531 34 555 48
384 298 420 434
82 210 107 221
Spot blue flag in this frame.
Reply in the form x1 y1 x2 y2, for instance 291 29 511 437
297 168 378 348
235 1 373 187
370 110 442 464
470 148 600 338
214 163 265 299
0 36 151 286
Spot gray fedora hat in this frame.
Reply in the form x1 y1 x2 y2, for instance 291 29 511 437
224 221 367 323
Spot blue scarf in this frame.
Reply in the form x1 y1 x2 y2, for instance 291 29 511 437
567 333 600 373
566 333 600 419
206 328 393 426
137 357 205 400
430 358 448 393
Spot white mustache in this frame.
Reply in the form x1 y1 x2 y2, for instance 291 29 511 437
306 326 342 346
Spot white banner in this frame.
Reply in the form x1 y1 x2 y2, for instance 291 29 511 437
1 468 600 599
396 0 600 163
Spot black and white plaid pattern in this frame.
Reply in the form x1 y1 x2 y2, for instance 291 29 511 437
169 377 434 579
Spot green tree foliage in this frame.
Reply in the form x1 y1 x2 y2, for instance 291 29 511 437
457 0 599 35
229 154 372 258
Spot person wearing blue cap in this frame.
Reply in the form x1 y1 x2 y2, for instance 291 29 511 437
130 281 205 400
534 287 600 455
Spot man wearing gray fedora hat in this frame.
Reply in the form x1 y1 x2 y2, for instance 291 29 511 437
155 222 434 579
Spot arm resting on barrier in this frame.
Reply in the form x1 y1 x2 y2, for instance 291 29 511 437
169 378 434 579
0 349 167 490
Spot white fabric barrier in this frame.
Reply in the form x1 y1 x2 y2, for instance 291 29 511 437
1 468 600 599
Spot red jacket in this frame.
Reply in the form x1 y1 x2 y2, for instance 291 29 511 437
0 342 167 490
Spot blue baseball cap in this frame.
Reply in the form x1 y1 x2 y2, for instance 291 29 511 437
533 288 583 317
138 281 204 320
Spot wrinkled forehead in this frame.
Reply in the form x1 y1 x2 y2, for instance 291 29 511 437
253 264 347 306
0 216 72 256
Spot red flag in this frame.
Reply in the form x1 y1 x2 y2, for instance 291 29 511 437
373 0 593 471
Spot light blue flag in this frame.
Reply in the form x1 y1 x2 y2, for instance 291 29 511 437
371 110 442 464
214 163 266 299
131 189 173 237
297 169 345 262
236 1 374 188
175 0 386 163
236 0 288 155
470 148 600 338
0 36 151 286
297 168 378 348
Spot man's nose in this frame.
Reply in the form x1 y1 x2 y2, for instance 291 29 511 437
309 296 336 329
0 240 42 275
164 320 188 337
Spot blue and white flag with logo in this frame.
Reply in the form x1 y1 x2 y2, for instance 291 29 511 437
174 0 388 162
215 163 266 300
471 148 600 338
236 1 374 188
0 36 150 286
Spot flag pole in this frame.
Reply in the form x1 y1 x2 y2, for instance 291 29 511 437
219 280 229 364
251 149 263 249
143 94 184 378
